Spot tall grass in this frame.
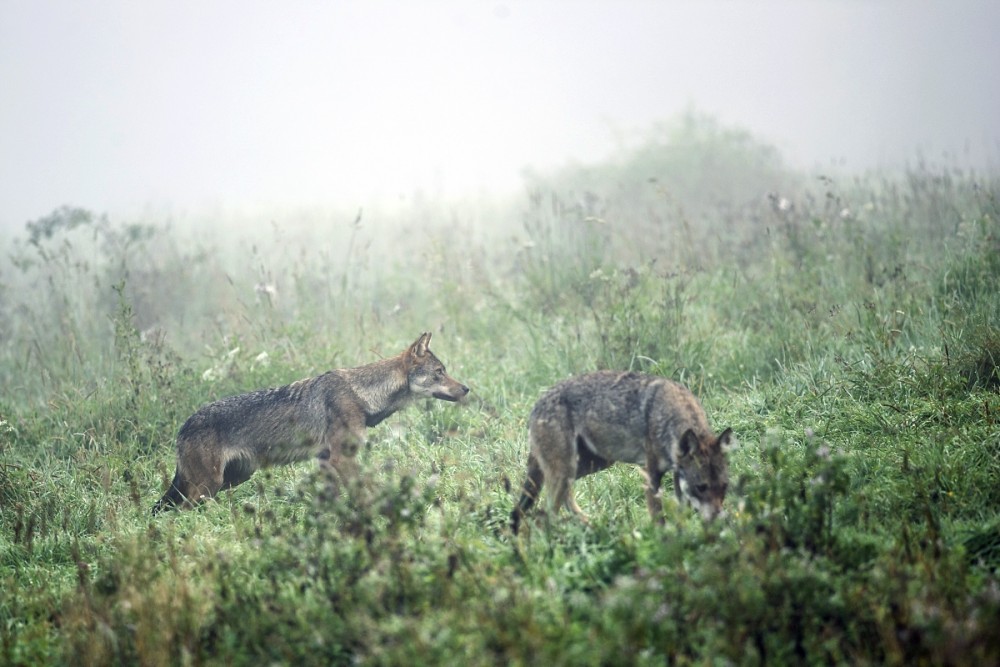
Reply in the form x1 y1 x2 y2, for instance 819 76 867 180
2 115 999 664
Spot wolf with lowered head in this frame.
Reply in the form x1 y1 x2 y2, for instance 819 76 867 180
511 370 732 533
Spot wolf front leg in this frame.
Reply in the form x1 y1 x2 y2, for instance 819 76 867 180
319 423 365 496
642 450 666 525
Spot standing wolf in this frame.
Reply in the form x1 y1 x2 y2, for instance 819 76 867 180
153 332 469 513
510 370 732 533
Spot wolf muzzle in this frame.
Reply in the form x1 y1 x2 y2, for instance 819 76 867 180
434 383 470 402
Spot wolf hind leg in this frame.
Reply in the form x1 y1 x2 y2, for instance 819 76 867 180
530 409 588 526
152 466 220 513
563 487 590 525
547 474 589 525
155 440 227 513
543 446 589 526
221 458 256 490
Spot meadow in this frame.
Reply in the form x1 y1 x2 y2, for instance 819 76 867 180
2 116 999 665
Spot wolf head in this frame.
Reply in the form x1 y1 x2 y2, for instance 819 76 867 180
675 427 732 520
405 332 470 402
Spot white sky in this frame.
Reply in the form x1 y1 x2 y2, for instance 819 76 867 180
1 0 998 227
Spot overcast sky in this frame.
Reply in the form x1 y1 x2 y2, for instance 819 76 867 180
1 0 998 228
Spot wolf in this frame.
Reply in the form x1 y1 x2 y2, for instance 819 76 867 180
510 370 732 533
153 332 469 513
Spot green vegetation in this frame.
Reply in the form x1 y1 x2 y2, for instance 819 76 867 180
2 115 998 665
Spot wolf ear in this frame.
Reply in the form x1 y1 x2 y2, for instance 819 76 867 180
717 428 735 451
678 429 699 458
409 332 432 358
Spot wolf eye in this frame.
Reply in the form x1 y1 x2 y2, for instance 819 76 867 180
695 483 709 495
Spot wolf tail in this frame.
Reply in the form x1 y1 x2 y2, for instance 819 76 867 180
152 473 185 514
510 453 545 534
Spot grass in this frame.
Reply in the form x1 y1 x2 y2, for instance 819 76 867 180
2 118 999 664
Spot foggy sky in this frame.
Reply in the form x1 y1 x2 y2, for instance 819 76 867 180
1 1 998 228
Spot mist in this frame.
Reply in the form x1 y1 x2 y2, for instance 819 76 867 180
1 0 998 229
